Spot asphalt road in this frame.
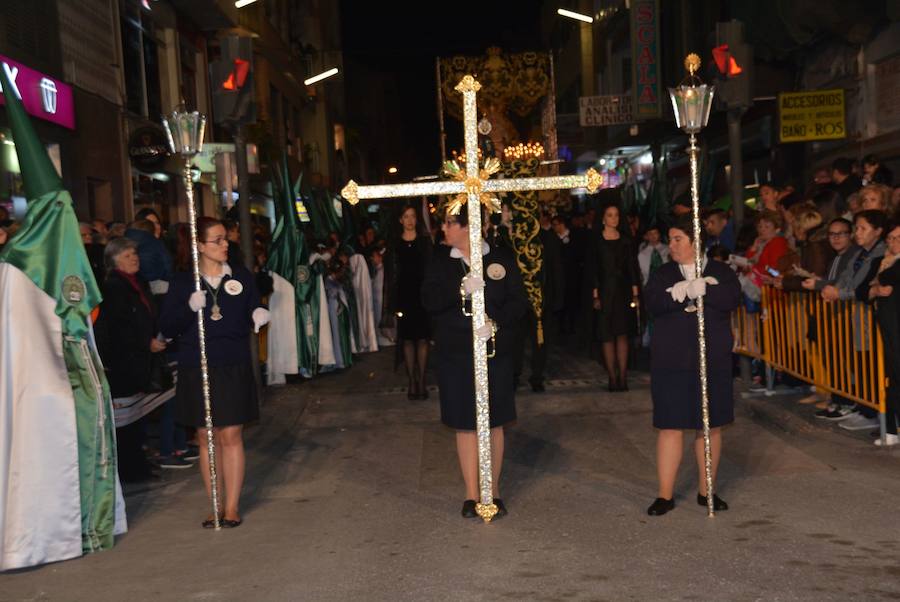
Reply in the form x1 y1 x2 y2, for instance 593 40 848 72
3 346 900 601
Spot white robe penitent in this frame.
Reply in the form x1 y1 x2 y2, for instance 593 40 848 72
266 272 300 385
0 264 126 570
349 254 378 353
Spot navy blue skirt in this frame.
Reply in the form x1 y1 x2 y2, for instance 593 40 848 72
176 362 259 428
437 352 516 431
651 369 734 430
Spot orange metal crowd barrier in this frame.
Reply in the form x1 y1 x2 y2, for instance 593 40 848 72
732 286 887 433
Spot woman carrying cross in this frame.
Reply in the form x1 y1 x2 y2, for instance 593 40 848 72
422 207 528 519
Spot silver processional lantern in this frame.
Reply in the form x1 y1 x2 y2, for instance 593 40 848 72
668 55 718 518
162 107 222 529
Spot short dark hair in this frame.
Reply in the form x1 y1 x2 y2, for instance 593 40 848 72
854 209 888 234
669 216 703 244
832 157 853 176
441 205 469 227
827 217 852 232
705 208 728 221
862 154 879 167
222 218 239 233
134 207 161 223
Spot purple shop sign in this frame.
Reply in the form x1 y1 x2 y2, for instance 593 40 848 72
0 55 75 130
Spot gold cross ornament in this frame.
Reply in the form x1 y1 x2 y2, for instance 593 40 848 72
341 74 600 522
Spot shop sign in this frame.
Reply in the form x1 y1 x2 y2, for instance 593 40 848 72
579 95 633 127
629 0 661 120
128 126 169 170
778 89 846 143
0 55 75 129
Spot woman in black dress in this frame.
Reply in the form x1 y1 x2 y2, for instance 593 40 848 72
587 203 640 391
392 205 433 399
863 219 900 447
422 210 528 519
160 217 270 528
95 237 167 481
643 218 741 516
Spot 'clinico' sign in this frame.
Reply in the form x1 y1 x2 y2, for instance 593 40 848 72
778 89 845 143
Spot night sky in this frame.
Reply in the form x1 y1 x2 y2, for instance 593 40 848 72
340 1 546 180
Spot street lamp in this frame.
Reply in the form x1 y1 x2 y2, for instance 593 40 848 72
557 8 594 23
161 107 222 530
667 54 716 517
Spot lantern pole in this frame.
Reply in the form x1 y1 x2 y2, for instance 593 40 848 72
162 108 222 529
668 55 716 517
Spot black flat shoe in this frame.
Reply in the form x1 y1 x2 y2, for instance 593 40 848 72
697 493 728 511
493 498 508 520
461 499 477 519
647 497 675 516
221 518 243 528
201 516 222 529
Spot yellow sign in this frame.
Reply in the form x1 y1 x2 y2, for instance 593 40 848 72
778 89 846 143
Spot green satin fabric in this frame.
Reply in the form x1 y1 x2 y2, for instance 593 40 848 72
64 339 117 554
0 189 101 340
1 65 116 558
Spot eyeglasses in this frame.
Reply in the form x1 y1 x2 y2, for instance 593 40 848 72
827 231 850 238
887 235 900 243
202 237 228 246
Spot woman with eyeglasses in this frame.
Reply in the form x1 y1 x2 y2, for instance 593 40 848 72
422 209 527 519
160 217 270 528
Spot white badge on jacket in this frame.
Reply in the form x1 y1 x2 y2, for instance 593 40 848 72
487 263 506 281
225 279 244 296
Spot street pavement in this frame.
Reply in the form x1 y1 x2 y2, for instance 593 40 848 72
3 344 900 601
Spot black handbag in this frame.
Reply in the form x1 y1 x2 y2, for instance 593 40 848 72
147 352 174 392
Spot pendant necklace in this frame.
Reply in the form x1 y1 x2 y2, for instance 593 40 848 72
203 278 223 321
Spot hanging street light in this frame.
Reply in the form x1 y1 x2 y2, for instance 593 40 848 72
557 8 594 23
304 67 340 86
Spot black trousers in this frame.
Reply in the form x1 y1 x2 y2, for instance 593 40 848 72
513 309 550 386
882 333 900 434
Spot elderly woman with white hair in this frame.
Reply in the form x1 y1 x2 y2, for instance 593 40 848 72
95 236 168 481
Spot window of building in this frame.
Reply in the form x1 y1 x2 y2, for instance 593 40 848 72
119 0 161 118
179 34 198 110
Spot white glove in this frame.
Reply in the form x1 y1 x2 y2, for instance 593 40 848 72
474 320 495 342
189 290 207 312
252 308 271 333
686 276 719 300
461 274 485 295
666 280 691 303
